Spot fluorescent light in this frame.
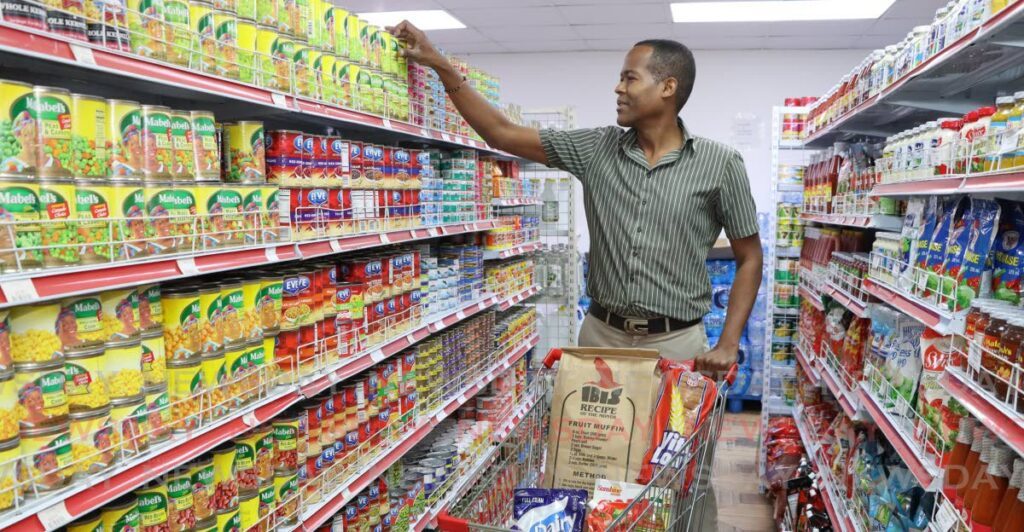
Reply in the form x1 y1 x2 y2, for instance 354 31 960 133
671 0 897 23
359 10 466 30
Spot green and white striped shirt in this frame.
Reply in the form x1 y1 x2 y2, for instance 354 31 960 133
540 120 759 322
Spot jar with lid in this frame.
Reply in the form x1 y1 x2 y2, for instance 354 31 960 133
988 96 1015 171
958 111 979 174
997 314 1024 402
931 7 950 56
973 106 997 173
935 118 963 175
868 49 886 97
878 46 898 91
895 35 914 79
911 25 932 68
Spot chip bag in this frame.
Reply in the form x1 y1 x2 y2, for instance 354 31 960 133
637 360 717 487
587 479 671 532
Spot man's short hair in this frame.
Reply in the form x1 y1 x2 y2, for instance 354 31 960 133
634 39 696 112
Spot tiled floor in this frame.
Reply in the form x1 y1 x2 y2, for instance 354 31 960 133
712 411 775 532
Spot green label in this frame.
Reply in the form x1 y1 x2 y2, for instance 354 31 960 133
258 432 273 453
216 19 236 43
197 13 214 37
242 190 261 212
230 350 252 375
38 187 68 207
180 299 200 324
164 0 188 24
33 95 70 121
204 295 221 320
245 345 265 367
113 507 141 531
225 290 243 310
259 484 274 505
277 475 298 499
166 476 194 508
211 189 243 210
273 423 297 450
148 390 169 411
149 189 196 214
145 112 171 135
193 117 217 150
0 186 40 214
22 369 67 410
121 188 145 217
220 512 239 532
250 128 264 152
170 115 192 149
76 188 108 219
193 464 215 486
10 93 34 120
235 441 255 469
72 297 101 318
265 189 278 210
46 432 72 470
137 490 168 526
120 109 142 136
190 368 203 393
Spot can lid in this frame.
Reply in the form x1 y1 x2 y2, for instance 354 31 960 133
244 338 263 348
20 418 71 436
14 358 66 371
0 367 11 381
162 284 201 296
34 86 71 94
143 382 168 395
141 328 163 340
109 395 145 407
65 344 106 359
106 338 142 350
69 405 112 420
239 490 257 501
0 437 19 452
167 357 201 368
141 104 172 111
107 98 141 105
201 349 226 360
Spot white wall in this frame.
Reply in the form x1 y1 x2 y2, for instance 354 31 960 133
467 49 871 250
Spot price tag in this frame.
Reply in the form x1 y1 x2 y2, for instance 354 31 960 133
370 349 386 363
434 411 445 422
406 333 417 345
380 233 391 244
37 501 74 530
177 257 201 276
456 310 466 320
69 44 96 66
1 279 39 304
242 412 260 427
468 139 478 148
382 118 393 129
476 302 487 311
441 133 452 142
932 498 959 532
329 239 342 252
421 128 431 138
342 488 353 500
271 92 289 108
264 247 279 262
968 344 982 371
458 393 468 403
427 227 440 237
1000 130 1020 154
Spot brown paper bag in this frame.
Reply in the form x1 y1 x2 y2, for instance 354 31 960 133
543 347 661 494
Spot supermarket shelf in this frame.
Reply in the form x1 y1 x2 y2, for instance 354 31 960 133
497 285 541 311
765 396 793 416
818 355 861 421
871 176 971 197
298 334 539 530
776 246 803 258
821 281 869 319
802 1 1024 148
412 391 543 531
482 242 542 261
795 344 819 382
862 278 963 336
940 368 1024 457
793 407 845 532
873 169 1024 197
6 389 300 531
799 213 903 231
799 283 824 311
491 197 543 207
857 383 942 491
774 307 800 316
0 220 498 308
0 22 514 157
779 140 809 150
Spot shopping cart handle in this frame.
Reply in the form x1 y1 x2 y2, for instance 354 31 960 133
724 363 738 386
543 348 563 368
436 511 471 532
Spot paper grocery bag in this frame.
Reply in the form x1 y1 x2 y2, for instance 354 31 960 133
544 347 662 494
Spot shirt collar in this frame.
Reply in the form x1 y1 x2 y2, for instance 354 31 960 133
620 117 696 168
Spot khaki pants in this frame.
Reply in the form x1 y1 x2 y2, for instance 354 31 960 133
578 313 719 531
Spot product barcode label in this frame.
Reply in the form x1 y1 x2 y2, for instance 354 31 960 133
264 247 279 262
968 343 982 370
382 118 393 130
329 239 342 252
932 498 960 532
37 501 74 529
1 279 39 304
177 257 201 276
270 93 289 108
1000 130 1020 154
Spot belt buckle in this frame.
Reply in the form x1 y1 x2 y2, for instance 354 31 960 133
624 318 649 336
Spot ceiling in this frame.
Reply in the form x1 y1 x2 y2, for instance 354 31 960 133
339 0 946 53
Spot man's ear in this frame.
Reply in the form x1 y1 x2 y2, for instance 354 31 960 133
662 77 679 102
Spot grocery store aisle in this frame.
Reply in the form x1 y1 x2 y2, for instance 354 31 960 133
713 412 774 532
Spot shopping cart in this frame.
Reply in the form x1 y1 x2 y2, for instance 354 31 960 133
436 349 737 532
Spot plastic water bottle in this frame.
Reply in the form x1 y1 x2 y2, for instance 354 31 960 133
542 180 559 222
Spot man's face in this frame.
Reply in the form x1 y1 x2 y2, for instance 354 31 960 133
615 46 672 127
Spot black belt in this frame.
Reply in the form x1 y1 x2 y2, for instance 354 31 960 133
589 301 701 335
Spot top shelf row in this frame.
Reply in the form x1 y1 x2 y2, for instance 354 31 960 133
801 0 1024 148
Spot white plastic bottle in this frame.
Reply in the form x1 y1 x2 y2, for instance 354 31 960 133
541 180 558 223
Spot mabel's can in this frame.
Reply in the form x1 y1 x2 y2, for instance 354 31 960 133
164 0 191 66
34 86 73 178
238 17 258 84
38 179 79 268
191 1 217 74
190 110 221 181
141 105 173 180
213 9 240 79
169 110 195 180
70 93 108 178
0 80 37 176
127 0 166 60
223 121 266 183
107 99 143 179
292 40 312 97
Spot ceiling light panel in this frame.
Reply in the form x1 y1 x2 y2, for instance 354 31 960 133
670 0 898 23
359 10 466 30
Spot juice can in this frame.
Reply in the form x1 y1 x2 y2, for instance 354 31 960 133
190 110 220 181
238 17 258 84
266 130 302 186
191 1 217 74
170 110 195 180
240 185 262 245
0 179 42 271
223 121 266 183
0 80 37 176
70 93 108 178
260 185 280 242
38 178 78 269
106 99 143 179
100 494 140 532
316 52 337 104
256 0 275 26
34 86 73 178
237 0 254 20
292 40 311 97
127 0 167 60
276 0 295 35
308 47 322 100
213 9 240 79
141 105 173 180
164 0 191 66
87 23 131 53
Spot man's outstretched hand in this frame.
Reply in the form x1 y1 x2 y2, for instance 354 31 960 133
694 343 738 381
387 21 445 69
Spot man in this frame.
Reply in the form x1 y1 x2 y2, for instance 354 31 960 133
391 21 762 529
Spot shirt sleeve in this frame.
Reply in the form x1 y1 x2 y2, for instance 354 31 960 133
716 150 760 240
538 127 606 182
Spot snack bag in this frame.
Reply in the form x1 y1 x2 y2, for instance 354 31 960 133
919 197 966 298
544 348 662 493
915 328 966 461
881 315 924 418
840 317 869 382
512 488 587 532
992 200 1024 304
637 361 716 486
938 201 975 302
952 198 1000 312
588 480 672 532
901 196 935 291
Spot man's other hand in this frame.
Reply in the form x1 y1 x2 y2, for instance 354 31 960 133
695 343 738 380
387 21 444 69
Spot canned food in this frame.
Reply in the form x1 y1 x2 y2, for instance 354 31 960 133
141 331 166 387
260 185 280 242
73 180 113 263
238 17 257 84
212 441 239 511
195 517 216 532
70 94 108 177
65 346 110 411
256 0 275 25
262 332 277 382
110 395 148 453
136 480 169 532
213 9 240 79
222 121 265 183
127 0 166 60
240 277 262 340
0 80 37 176
66 510 102 532
317 53 337 104
272 413 298 471
190 1 216 74
100 287 141 343
166 467 198 532
240 185 262 244
19 420 71 490
0 179 42 271
198 184 244 248
164 0 191 66
101 494 141 532
201 350 229 419
273 469 298 525
106 99 143 179
9 302 62 364
103 180 147 258
239 489 259 530
54 295 106 356
256 481 275 530
33 86 73 178
190 111 221 181
291 40 311 97
216 508 240 532
167 359 203 432
170 110 195 180
281 269 313 328
16 359 68 427
226 340 260 405
307 47 322 101
67 404 114 477
255 25 290 92
335 58 352 108
143 383 171 444
276 0 294 34
198 285 223 354
257 274 282 334
141 105 173 180
293 0 308 41
162 285 203 361
0 370 16 441
139 284 163 333
265 130 302 186
219 280 245 346
190 455 216 521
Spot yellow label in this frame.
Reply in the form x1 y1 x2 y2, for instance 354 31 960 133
1 80 37 174
167 362 203 400
71 95 108 177
107 99 143 178
100 288 141 341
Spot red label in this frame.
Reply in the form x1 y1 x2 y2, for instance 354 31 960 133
47 202 69 220
142 352 154 364
74 373 92 386
90 203 110 218
58 113 72 129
